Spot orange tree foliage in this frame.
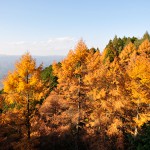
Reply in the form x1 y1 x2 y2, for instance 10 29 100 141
3 52 44 140
52 40 104 139
119 42 136 67
53 40 90 129
85 56 129 149
51 38 150 149
82 39 150 149
127 40 150 135
1 35 150 149
38 91 70 133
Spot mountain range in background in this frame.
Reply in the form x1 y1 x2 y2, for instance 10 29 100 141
0 55 65 89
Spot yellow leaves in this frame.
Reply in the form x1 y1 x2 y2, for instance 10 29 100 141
134 113 150 127
127 42 150 105
86 50 101 72
128 55 150 84
109 89 120 96
124 40 150 135
138 39 150 54
15 52 36 77
89 110 110 129
33 90 44 100
52 62 61 76
52 40 90 104
100 88 106 98
30 76 37 86
29 71 41 87
50 38 150 141
5 94 15 104
5 93 23 105
3 71 19 93
74 66 82 75
113 100 124 111
84 72 95 85
89 88 106 101
3 52 44 107
127 42 150 110
17 79 26 92
69 84 78 94
119 42 136 63
75 39 88 60
107 118 123 136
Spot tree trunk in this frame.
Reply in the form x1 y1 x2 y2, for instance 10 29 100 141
77 74 81 134
26 70 30 140
134 98 139 137
27 93 30 140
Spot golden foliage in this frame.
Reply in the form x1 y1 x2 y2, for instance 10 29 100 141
1 38 150 149
3 52 44 105
107 118 123 136
119 42 136 64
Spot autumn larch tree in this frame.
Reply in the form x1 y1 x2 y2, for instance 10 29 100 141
53 40 92 149
3 52 44 140
127 39 150 136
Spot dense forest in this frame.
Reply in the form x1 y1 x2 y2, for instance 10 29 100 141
0 32 150 150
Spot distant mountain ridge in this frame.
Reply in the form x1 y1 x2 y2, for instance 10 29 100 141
0 55 65 89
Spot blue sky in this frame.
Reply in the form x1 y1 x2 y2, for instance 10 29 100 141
0 0 150 55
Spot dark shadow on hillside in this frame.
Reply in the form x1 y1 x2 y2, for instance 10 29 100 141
38 131 89 150
0 124 89 150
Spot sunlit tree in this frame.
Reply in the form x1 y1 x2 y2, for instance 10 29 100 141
53 40 96 150
127 40 150 136
3 52 44 140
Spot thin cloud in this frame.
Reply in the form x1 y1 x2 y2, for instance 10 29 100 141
0 37 76 56
10 41 26 45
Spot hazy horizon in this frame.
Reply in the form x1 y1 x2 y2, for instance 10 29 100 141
0 53 66 56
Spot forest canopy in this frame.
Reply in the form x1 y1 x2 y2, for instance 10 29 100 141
0 32 150 150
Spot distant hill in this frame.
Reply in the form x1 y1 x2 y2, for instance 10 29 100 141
0 55 65 89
